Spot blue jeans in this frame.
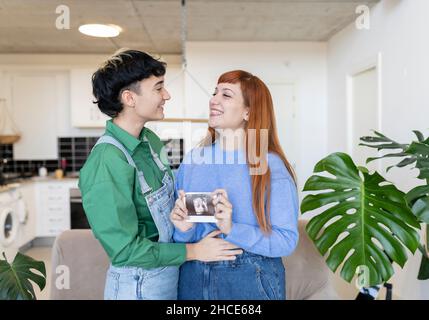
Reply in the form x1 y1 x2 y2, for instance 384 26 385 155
103 171 178 300
104 264 179 300
178 251 286 300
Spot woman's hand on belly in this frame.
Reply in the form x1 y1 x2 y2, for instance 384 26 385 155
186 230 243 262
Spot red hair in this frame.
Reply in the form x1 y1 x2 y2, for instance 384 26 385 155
201 70 297 233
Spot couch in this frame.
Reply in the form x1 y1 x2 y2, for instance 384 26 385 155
50 220 339 300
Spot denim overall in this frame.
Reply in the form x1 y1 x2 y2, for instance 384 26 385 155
92 135 178 300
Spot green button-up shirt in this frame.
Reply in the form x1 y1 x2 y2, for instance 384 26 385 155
78 120 186 268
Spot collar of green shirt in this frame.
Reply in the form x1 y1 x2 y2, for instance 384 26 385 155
105 119 147 155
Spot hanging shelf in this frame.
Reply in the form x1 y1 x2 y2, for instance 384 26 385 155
0 98 21 144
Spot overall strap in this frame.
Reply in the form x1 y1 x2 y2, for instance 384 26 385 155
143 136 168 172
92 135 152 194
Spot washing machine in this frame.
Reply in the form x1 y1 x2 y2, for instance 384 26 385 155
0 185 28 262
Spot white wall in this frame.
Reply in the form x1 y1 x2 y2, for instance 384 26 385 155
185 42 328 197
327 0 429 299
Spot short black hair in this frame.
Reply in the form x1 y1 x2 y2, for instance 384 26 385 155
92 49 166 117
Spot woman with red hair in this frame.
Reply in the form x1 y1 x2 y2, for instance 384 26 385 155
170 70 299 300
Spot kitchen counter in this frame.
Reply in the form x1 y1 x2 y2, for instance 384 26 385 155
5 175 78 184
29 176 79 182
0 182 21 193
1 176 79 192
0 175 79 193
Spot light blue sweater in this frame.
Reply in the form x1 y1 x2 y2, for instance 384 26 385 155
173 142 299 257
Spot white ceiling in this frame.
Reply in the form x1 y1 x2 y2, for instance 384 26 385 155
0 0 379 54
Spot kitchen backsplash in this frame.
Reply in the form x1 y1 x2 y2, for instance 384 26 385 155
59 137 99 173
0 144 13 170
0 143 58 175
0 137 184 176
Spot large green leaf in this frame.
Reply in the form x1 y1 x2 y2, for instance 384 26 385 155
406 185 429 224
360 130 429 180
301 152 421 286
405 141 429 181
359 131 429 280
0 252 46 300
359 130 409 169
417 244 429 280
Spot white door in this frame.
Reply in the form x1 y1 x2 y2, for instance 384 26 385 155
267 83 298 170
349 67 379 171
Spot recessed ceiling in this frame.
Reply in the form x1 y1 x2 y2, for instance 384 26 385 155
0 0 379 54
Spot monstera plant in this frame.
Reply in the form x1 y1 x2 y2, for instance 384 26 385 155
0 252 46 300
300 130 429 287
360 130 429 280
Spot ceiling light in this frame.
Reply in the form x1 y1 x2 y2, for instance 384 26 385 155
78 24 122 38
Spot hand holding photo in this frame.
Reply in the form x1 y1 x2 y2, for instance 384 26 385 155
184 192 217 223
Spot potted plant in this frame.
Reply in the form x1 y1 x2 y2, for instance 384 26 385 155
360 130 429 279
0 252 46 300
300 130 428 293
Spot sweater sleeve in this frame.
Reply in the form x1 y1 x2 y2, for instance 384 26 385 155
225 155 299 257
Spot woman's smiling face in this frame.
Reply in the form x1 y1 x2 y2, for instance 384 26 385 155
208 82 249 130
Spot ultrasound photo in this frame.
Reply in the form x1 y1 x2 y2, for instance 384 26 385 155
184 192 217 223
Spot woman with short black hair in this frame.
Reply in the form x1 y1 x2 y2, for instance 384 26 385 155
79 49 242 300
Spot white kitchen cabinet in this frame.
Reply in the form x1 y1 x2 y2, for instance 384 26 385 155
70 69 110 128
3 70 68 160
34 179 77 237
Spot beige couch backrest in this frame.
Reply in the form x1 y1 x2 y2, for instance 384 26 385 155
50 220 338 300
284 220 339 299
50 229 109 300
